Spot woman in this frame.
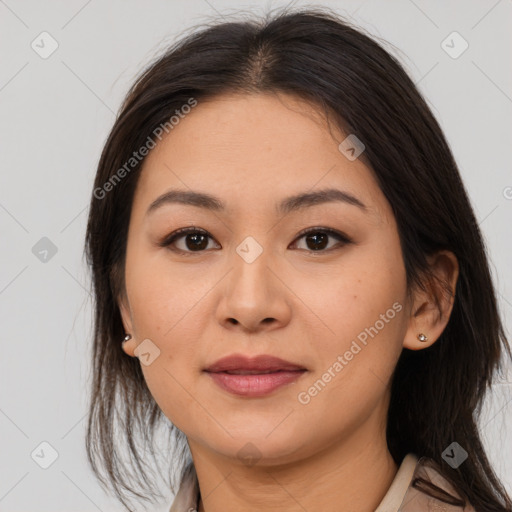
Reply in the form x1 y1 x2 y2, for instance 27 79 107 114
84 7 512 512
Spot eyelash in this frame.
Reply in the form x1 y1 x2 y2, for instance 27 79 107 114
159 226 353 256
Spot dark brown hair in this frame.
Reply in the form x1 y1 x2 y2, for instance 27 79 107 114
84 6 512 511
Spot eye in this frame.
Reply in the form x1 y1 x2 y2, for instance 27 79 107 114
290 227 352 252
159 226 352 255
159 227 220 254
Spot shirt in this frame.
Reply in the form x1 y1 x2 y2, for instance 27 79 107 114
169 452 475 511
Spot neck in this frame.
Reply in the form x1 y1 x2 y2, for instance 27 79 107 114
189 416 398 512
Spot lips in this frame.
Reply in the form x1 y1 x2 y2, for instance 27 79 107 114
204 354 307 397
222 369 285 375
204 354 306 373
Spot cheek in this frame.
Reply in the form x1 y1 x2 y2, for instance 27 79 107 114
293 240 407 398
125 246 203 336
124 256 216 424
293 244 407 350
295 296 405 441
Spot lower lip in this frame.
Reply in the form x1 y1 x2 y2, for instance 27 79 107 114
205 370 306 397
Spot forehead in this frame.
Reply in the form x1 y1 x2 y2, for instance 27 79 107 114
132 92 389 223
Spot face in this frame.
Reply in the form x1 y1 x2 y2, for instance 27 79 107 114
119 92 414 466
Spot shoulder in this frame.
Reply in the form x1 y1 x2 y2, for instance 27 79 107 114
169 460 199 512
399 455 475 511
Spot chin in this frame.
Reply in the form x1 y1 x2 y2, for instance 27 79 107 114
201 430 311 467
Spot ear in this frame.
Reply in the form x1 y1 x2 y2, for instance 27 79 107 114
403 250 459 351
118 293 137 357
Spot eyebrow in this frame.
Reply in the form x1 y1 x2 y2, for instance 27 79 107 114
146 187 367 217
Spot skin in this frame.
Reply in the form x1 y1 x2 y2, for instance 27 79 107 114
119 92 459 512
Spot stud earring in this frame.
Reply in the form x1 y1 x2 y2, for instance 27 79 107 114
417 333 428 342
122 334 132 344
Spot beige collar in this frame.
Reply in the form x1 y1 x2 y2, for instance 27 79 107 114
375 453 418 512
169 452 473 512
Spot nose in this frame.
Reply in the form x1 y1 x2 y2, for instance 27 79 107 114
215 248 292 333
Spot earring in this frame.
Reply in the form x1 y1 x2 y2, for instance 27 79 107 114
417 333 428 342
122 334 132 344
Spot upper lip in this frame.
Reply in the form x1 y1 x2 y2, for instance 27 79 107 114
204 354 306 373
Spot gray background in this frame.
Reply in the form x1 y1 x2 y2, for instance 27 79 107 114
0 0 511 510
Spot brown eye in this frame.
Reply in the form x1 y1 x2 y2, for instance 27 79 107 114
292 228 352 252
160 227 220 254
180 232 209 251
160 226 352 255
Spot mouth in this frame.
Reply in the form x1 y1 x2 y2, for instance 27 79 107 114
204 354 307 373
204 354 307 397
219 369 299 375
205 370 307 397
